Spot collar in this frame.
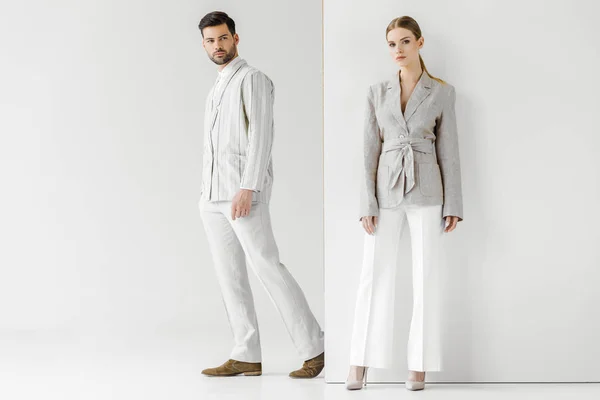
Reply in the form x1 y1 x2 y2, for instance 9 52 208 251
393 69 432 89
218 56 245 78
385 69 433 126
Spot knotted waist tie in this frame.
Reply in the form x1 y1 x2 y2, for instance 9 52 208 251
380 137 434 200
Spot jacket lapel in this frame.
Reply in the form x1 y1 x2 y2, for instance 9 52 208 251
386 70 432 130
386 72 407 131
205 86 215 137
208 58 248 131
403 71 432 122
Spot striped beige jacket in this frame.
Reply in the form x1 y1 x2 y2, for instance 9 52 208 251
200 56 275 204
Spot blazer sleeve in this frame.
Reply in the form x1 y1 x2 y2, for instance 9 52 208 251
435 84 464 222
240 71 275 192
359 86 382 220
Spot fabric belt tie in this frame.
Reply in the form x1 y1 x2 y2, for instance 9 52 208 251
380 137 434 200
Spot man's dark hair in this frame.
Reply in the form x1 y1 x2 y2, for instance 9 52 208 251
198 11 236 37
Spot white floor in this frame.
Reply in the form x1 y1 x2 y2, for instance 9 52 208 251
2 334 599 400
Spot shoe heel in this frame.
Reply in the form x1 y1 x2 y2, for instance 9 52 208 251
345 366 368 390
243 371 262 376
405 380 425 390
405 371 426 390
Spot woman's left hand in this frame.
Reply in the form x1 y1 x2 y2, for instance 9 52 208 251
444 216 460 233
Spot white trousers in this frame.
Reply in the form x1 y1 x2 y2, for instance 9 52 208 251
199 199 325 363
349 204 445 371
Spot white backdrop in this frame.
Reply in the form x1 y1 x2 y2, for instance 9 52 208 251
324 0 600 383
0 0 323 396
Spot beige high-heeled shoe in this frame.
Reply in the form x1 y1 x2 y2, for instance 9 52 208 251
405 371 426 391
345 365 369 390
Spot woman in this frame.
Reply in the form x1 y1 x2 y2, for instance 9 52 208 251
345 16 463 391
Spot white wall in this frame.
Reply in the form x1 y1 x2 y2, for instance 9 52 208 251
0 0 323 373
3 0 600 389
324 0 600 382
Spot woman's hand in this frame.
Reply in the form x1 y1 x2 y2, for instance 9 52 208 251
360 215 459 234
444 216 459 233
360 216 378 235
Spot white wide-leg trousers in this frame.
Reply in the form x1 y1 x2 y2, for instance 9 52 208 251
199 199 325 363
349 204 445 371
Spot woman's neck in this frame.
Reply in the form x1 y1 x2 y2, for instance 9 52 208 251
399 64 423 85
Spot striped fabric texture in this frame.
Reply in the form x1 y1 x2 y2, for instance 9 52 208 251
201 57 275 204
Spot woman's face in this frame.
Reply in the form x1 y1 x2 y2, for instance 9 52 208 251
387 27 423 68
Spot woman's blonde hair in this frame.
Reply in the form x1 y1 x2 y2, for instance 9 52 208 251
386 16 446 84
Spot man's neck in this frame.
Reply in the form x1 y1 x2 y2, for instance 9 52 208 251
218 54 239 73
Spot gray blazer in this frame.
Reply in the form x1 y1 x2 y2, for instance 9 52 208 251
200 57 275 204
359 70 464 221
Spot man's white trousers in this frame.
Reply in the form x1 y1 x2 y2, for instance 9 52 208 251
199 199 325 362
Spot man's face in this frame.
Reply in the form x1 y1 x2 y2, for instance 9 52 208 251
202 24 238 65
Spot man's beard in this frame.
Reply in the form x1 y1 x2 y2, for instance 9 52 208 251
210 46 237 65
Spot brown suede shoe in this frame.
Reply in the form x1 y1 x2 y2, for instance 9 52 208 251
289 352 325 378
201 359 262 377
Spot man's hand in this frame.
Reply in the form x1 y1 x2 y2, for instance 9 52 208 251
231 189 254 220
444 216 459 233
360 216 378 235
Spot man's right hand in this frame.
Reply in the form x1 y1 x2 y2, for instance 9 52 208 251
360 216 378 235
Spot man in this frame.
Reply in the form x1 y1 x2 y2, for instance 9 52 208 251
197 11 325 379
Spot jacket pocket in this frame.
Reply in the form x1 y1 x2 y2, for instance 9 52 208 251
418 162 443 197
226 152 246 162
224 153 247 185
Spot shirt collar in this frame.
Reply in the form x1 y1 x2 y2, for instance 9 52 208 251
218 56 244 79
